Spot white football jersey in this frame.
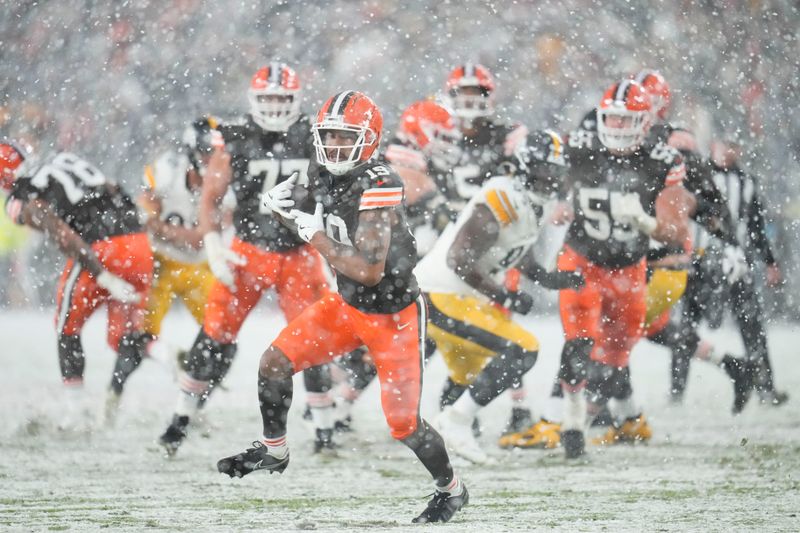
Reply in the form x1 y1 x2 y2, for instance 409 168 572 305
144 150 204 263
415 175 548 300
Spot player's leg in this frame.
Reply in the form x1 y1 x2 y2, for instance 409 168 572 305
54 260 103 427
556 248 600 458
217 293 361 476
105 235 154 401
592 366 652 445
357 295 466 523
329 346 376 431
139 254 177 373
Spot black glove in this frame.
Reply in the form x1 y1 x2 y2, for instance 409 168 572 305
501 290 534 315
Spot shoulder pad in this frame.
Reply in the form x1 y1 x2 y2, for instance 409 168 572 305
480 176 520 226
579 108 598 132
147 150 188 192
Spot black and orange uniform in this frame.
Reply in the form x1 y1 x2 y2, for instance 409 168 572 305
447 118 527 203
5 152 153 389
560 131 686 369
273 159 426 439
179 114 329 398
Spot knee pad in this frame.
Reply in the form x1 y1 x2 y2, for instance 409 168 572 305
558 338 593 386
186 330 236 382
610 367 632 400
58 334 85 380
303 364 332 393
586 360 615 405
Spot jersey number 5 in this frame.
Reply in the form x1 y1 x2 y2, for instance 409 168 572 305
578 188 639 242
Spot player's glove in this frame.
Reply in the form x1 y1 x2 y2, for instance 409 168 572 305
97 270 140 304
204 231 246 288
261 172 298 218
289 202 325 243
500 290 534 315
721 244 748 284
610 192 657 235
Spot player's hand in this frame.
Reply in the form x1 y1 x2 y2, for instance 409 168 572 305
204 231 246 288
501 290 534 315
721 245 748 284
290 202 325 243
610 192 657 235
97 271 140 304
262 172 298 218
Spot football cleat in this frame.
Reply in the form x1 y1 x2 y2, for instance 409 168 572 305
592 415 652 446
436 407 490 464
498 419 561 449
759 389 789 407
217 441 290 478
412 485 469 524
159 415 189 456
502 407 533 435
313 428 338 455
722 355 753 414
561 429 585 459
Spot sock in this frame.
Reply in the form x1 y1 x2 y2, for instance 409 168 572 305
510 385 527 406
401 419 454 487
175 390 201 418
543 394 564 423
258 373 293 438
610 396 639 421
308 392 334 430
451 390 481 420
694 340 722 365
261 434 289 458
437 474 464 496
562 388 586 431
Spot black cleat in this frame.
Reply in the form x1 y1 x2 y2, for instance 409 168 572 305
562 429 585 459
503 407 533 435
313 428 338 454
759 389 789 407
159 415 189 456
333 415 353 433
412 485 469 524
722 356 753 414
217 441 289 478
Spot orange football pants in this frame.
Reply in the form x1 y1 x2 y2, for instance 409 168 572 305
55 233 153 349
558 246 647 368
273 292 427 440
203 237 330 344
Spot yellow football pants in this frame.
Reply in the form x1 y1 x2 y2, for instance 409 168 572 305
144 253 214 336
426 292 539 386
644 268 688 327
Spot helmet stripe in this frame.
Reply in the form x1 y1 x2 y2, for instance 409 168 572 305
330 90 355 117
634 69 652 84
615 80 633 102
269 62 281 85
464 62 474 77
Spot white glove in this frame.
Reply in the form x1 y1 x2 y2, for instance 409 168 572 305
722 245 748 284
204 231 246 288
97 271 140 304
610 192 657 235
289 203 325 243
261 172 298 218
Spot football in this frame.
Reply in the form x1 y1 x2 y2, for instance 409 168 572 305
275 182 311 232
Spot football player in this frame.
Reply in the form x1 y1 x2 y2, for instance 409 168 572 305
415 130 582 463
442 63 535 431
385 99 462 255
554 80 694 458
217 91 467 524
158 64 338 454
1 142 152 427
136 117 218 384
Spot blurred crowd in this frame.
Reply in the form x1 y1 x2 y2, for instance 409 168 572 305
1 0 798 314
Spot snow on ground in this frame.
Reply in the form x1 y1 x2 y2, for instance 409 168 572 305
1 302 798 532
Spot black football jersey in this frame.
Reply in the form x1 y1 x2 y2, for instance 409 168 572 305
5 152 141 243
447 118 528 202
305 158 420 314
220 114 313 250
564 137 687 268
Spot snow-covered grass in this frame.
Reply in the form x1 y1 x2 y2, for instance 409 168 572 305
2 303 798 532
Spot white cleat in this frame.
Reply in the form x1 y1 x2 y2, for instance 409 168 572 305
436 407 491 464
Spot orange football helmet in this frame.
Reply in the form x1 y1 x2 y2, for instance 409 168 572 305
597 80 653 151
0 141 27 191
248 62 301 131
312 91 383 176
397 100 462 168
633 69 671 121
444 63 496 119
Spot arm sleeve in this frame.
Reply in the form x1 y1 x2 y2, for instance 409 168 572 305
748 186 777 265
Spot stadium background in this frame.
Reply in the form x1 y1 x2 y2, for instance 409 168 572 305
1 0 798 315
